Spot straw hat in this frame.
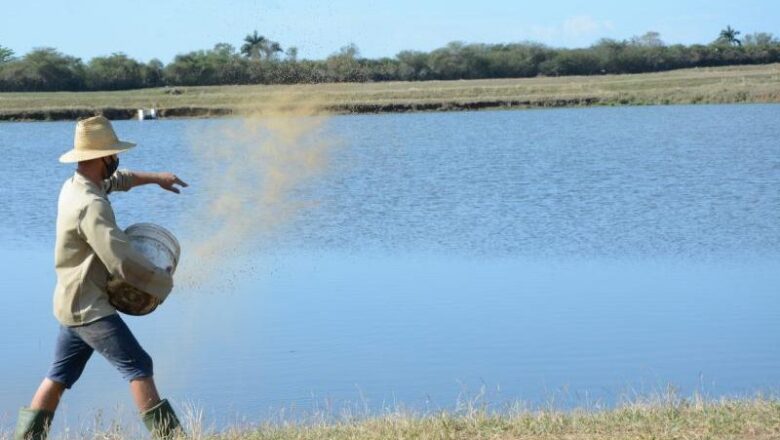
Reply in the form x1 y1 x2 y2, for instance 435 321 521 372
59 115 136 163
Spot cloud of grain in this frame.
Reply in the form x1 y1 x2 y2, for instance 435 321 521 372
176 94 336 287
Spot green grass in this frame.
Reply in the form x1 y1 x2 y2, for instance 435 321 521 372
215 399 779 440
204 396 780 440
19 395 778 440
1 63 779 120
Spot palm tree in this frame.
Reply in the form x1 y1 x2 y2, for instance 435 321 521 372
285 46 299 62
718 26 742 46
263 41 283 60
241 31 267 60
240 31 283 60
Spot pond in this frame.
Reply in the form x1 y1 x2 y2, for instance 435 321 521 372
0 104 778 432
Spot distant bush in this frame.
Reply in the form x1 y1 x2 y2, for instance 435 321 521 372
0 48 85 91
85 53 147 90
0 45 13 64
164 44 250 86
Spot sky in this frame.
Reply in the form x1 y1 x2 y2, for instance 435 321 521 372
1 0 778 63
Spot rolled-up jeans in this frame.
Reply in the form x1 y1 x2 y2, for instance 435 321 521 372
46 313 153 389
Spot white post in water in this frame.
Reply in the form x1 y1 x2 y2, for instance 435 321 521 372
137 108 158 120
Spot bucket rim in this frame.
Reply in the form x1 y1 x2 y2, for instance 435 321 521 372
125 222 181 262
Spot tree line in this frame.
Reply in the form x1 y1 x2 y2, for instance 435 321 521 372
0 28 778 92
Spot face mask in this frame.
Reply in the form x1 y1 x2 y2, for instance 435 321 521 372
103 156 119 179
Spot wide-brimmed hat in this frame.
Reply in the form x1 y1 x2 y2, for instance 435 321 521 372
59 115 136 163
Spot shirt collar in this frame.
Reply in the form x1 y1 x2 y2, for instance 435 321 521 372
73 171 107 198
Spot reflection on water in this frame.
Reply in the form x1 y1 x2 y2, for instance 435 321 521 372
2 250 779 430
0 105 779 431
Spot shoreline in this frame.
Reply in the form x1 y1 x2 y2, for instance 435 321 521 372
4 396 777 439
0 97 606 121
1 63 779 122
4 96 779 122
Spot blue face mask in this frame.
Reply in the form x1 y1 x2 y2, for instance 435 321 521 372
103 156 119 179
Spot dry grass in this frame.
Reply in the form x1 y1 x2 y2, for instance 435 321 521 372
1 64 779 120
7 395 775 440
205 397 780 440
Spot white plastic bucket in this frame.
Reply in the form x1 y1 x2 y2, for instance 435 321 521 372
126 222 180 274
107 223 180 315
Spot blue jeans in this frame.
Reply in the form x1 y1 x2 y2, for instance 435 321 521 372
46 314 153 388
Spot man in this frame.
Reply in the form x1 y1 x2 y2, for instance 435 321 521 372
14 115 188 440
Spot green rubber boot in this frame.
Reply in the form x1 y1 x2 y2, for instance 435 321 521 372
13 408 54 440
141 399 182 439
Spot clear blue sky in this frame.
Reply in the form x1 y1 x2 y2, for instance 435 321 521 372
2 0 778 62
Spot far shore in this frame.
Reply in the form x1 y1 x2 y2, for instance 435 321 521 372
1 63 779 121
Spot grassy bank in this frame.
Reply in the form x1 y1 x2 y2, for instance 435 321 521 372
1 63 779 121
18 396 774 440
204 397 779 440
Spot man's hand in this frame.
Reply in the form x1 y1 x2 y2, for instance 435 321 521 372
128 171 189 193
155 173 188 194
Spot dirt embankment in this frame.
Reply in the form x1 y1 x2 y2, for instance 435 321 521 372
0 107 233 121
0 97 608 121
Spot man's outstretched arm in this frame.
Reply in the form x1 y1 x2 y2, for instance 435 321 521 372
129 171 188 193
104 170 188 194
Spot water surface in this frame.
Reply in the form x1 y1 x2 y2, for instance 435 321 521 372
0 105 778 432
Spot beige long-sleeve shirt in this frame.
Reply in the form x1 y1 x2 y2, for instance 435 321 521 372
53 170 173 326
